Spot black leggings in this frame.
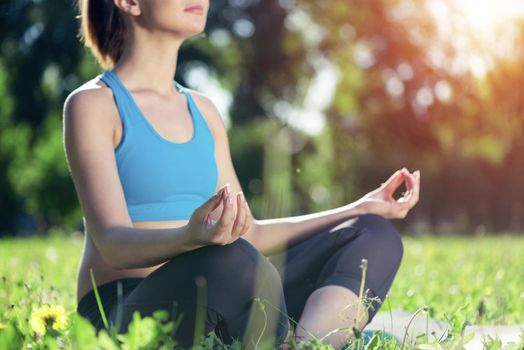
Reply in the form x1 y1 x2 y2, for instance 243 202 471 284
76 214 404 348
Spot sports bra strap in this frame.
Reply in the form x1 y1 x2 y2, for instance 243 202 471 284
173 81 201 120
100 70 205 140
174 81 185 93
99 70 138 126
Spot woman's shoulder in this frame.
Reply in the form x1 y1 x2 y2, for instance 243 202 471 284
63 74 119 128
64 74 113 110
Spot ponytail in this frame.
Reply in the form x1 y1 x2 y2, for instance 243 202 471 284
75 0 126 69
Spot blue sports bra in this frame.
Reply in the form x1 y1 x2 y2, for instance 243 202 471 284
99 69 219 222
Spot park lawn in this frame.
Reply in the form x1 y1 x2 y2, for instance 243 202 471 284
388 233 524 325
1 230 523 329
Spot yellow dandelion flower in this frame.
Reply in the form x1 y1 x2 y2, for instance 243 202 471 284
29 304 68 336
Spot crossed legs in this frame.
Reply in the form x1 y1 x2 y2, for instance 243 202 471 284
103 214 403 350
270 214 404 349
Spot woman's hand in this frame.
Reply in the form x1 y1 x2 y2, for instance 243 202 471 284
355 168 420 219
187 184 253 246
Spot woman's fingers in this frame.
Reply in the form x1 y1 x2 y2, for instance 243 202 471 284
216 188 235 244
198 187 226 224
230 192 247 241
382 169 404 191
394 170 420 217
214 188 251 245
401 168 415 192
241 198 253 235
238 193 250 237
410 170 420 205
406 171 419 204
398 170 414 202
384 168 415 200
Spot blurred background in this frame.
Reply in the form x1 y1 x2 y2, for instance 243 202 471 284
1 0 523 237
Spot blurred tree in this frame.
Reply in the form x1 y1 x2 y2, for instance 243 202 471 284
1 0 523 235
0 0 311 234
295 0 524 233
0 0 90 234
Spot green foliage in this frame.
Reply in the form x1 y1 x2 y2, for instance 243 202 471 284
115 311 175 350
8 114 82 231
0 319 24 350
0 57 26 234
2 0 524 239
67 312 99 349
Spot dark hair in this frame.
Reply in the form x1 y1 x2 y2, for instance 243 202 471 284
75 0 127 69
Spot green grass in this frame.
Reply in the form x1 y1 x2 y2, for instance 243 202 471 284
389 234 524 325
1 231 523 349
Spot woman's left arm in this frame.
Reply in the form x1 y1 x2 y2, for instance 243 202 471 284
193 91 420 255
248 168 420 255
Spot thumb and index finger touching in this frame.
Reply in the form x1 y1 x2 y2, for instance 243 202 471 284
381 168 411 194
197 184 230 220
391 168 421 208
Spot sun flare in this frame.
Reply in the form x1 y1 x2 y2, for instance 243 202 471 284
427 0 524 61
455 0 524 34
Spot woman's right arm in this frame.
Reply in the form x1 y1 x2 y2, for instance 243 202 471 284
62 86 244 270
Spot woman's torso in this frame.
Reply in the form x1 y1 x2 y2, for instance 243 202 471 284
76 71 218 303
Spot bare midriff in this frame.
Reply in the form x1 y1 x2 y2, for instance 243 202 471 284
76 219 188 304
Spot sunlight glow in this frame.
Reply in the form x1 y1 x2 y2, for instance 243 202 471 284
425 0 524 77
430 0 524 50
455 0 524 34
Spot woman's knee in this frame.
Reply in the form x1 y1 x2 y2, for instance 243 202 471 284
197 239 283 294
355 214 404 261
231 239 285 297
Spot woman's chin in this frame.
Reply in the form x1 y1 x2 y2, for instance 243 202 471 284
169 25 205 40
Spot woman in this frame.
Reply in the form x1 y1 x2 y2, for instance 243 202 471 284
64 0 420 348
